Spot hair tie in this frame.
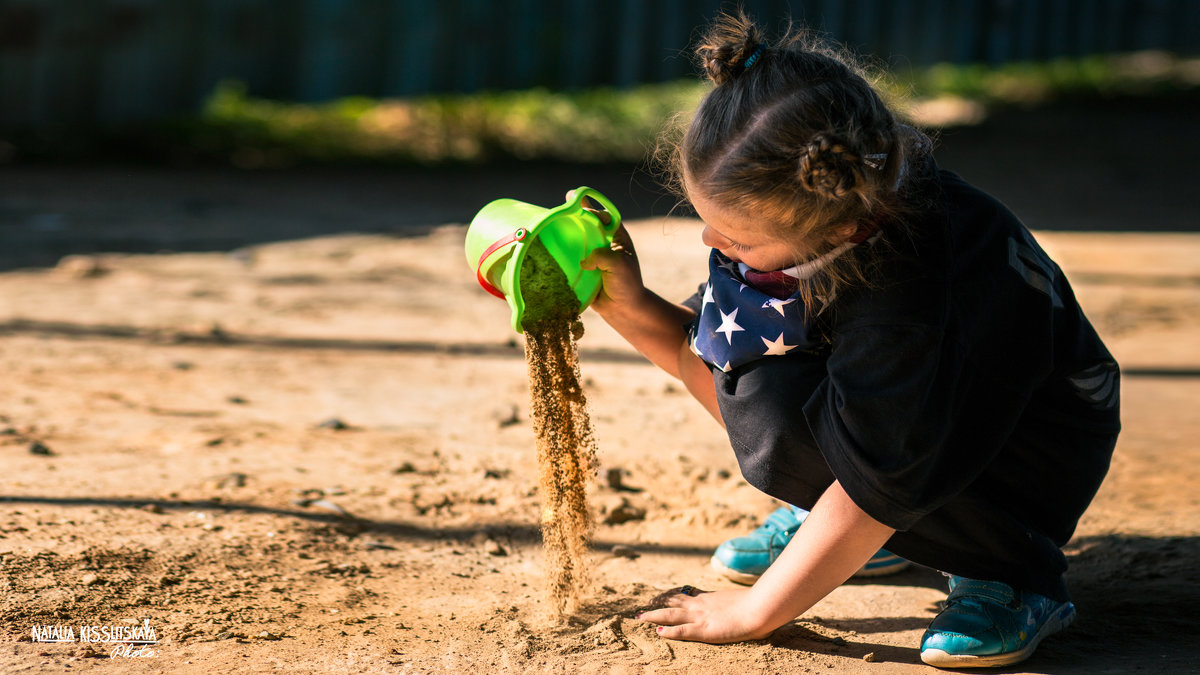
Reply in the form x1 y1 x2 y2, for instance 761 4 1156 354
863 153 887 170
743 45 765 69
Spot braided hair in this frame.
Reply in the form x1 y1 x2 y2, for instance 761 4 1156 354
670 11 933 313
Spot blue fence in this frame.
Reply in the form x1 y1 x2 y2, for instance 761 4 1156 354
1 0 1197 129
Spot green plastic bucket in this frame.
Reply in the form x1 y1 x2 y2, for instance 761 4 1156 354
465 187 621 333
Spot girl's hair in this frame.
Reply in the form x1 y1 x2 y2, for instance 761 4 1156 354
667 11 933 313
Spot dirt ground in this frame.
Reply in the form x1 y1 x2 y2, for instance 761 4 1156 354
2 100 1199 674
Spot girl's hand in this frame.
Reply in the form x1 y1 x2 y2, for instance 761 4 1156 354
637 587 774 644
580 222 646 314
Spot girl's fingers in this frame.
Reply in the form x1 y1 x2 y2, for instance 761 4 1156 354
610 225 636 255
639 607 706 642
582 205 613 227
657 623 696 640
581 230 638 272
580 245 623 271
637 606 691 626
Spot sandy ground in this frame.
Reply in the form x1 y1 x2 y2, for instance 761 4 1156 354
0 94 1197 675
1 190 1198 673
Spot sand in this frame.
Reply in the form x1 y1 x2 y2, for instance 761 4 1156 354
519 240 598 615
0 167 1197 672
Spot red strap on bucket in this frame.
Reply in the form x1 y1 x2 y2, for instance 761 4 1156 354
475 228 527 299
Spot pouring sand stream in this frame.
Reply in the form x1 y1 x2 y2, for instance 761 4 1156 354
518 240 598 615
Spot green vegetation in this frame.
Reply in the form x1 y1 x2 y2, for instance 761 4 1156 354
892 51 1198 103
175 52 1198 167
178 80 702 167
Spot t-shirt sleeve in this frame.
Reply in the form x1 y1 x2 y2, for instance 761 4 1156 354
680 282 706 315
801 322 1018 531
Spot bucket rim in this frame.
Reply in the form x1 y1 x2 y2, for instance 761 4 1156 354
472 186 621 332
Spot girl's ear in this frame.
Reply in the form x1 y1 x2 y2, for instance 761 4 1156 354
827 222 859 245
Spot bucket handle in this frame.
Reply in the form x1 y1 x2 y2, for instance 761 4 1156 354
475 227 528 299
566 187 621 231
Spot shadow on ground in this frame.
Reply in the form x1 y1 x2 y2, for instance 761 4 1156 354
1019 533 1200 674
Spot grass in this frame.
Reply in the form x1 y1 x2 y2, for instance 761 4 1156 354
171 80 703 168
171 51 1198 168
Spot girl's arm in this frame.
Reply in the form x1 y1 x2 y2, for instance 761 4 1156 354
581 226 722 423
639 480 896 643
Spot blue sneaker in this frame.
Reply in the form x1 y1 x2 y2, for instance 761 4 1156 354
710 505 909 584
920 576 1076 669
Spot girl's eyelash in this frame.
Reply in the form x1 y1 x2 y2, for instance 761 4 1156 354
730 241 751 251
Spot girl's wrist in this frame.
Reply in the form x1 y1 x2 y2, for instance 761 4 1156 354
740 583 799 635
590 286 658 323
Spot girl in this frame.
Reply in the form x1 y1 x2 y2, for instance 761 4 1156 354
581 13 1119 669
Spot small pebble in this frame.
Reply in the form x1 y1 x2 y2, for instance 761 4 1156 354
484 539 507 556
863 651 879 662
603 500 646 525
141 504 164 514
360 540 396 551
317 417 350 430
80 573 99 586
75 645 102 658
28 441 53 456
209 472 247 489
831 636 847 646
308 499 351 517
493 405 521 428
611 545 639 559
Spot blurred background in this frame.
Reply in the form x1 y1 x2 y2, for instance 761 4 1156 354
0 0 1197 268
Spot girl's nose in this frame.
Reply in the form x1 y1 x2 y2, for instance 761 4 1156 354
701 225 728 249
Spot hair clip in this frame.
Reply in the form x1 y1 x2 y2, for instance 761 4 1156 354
863 153 887 170
743 45 765 69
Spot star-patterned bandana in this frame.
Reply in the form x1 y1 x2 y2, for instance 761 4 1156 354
689 249 831 372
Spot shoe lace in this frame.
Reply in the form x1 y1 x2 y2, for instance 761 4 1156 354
757 506 806 536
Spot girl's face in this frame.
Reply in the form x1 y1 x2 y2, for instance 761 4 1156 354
689 187 807 272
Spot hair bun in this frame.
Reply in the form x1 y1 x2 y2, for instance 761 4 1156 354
695 11 765 85
798 134 865 199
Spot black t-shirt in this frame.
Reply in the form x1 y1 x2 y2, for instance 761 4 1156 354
684 170 1119 601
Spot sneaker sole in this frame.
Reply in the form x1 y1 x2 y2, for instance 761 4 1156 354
920 603 1076 669
709 554 910 585
709 556 762 585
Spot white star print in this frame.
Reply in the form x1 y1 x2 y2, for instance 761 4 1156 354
720 361 733 372
690 333 703 357
762 297 795 316
701 283 715 309
761 332 798 356
714 307 744 344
